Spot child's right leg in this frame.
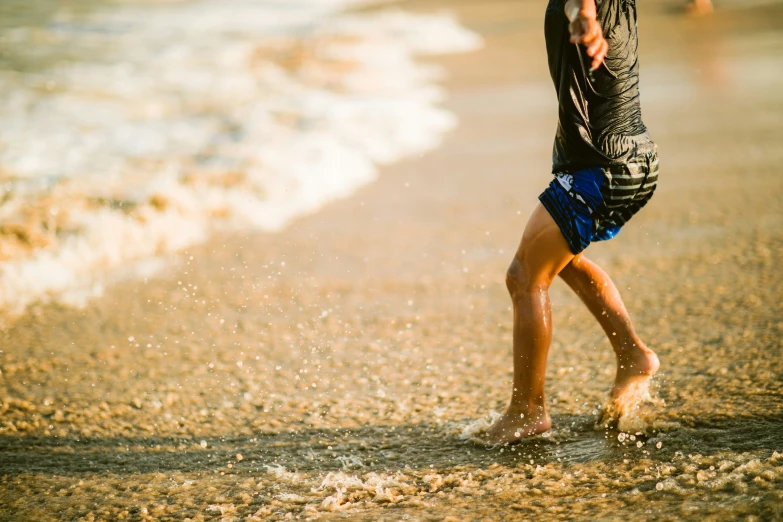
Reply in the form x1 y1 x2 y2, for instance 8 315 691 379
558 255 659 407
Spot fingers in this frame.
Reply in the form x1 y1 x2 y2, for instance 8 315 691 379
583 19 601 44
569 16 609 70
568 20 585 43
570 17 600 44
589 38 608 70
586 32 603 56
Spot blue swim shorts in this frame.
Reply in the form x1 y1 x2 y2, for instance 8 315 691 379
538 150 659 254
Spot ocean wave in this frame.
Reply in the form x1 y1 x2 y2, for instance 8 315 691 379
0 0 481 315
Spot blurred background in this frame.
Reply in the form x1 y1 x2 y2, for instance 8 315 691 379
0 0 780 317
0 0 482 315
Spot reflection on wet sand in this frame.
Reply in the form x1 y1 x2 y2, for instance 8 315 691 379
4 415 781 474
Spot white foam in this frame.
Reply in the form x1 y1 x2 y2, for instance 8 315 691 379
265 464 303 484
452 411 502 441
316 470 407 507
0 1 482 314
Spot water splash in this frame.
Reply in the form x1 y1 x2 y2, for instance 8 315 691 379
596 378 665 434
450 411 502 441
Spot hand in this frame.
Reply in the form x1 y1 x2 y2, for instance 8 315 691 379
566 5 608 71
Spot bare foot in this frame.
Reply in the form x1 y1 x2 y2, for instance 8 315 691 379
485 406 551 445
613 346 659 401
600 347 660 429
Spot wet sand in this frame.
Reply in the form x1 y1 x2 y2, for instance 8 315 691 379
1 0 783 520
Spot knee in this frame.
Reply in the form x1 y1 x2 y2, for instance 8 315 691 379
506 257 549 298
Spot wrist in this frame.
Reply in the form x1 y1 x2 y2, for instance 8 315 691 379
568 8 596 22
565 0 597 21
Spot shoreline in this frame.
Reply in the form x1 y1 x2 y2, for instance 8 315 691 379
0 0 480 322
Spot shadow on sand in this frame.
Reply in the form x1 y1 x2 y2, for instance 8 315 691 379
1 414 781 477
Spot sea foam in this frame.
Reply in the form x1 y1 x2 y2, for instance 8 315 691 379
0 0 482 315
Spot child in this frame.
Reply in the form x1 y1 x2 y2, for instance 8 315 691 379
487 0 660 444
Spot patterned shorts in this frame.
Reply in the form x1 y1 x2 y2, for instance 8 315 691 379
538 150 659 254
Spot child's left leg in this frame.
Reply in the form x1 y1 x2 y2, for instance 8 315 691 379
486 203 575 444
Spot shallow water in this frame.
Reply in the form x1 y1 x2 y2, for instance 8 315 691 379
1 416 782 519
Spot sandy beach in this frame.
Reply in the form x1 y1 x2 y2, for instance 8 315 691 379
1 0 782 520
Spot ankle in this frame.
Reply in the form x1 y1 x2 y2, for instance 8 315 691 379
615 346 659 376
507 397 548 418
613 337 648 357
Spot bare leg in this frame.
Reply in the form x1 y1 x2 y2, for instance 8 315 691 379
486 203 575 444
558 255 659 410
